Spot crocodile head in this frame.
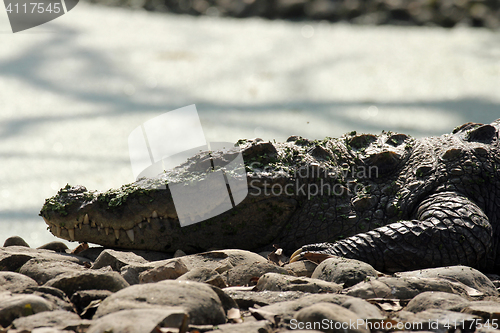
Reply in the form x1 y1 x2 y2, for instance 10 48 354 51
40 144 299 252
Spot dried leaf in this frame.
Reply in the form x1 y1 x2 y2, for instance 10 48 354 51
367 298 403 312
71 242 89 254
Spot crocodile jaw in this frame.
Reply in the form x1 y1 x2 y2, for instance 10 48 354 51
43 212 179 251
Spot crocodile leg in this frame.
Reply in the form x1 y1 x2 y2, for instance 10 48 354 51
290 191 493 272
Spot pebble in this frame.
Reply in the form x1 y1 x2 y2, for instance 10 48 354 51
44 269 130 297
87 308 188 333
2 238 500 331
256 272 343 293
3 236 30 248
404 291 471 313
36 242 69 253
344 276 471 299
94 280 227 325
396 265 498 297
0 272 38 292
19 258 87 285
10 310 88 331
311 256 379 288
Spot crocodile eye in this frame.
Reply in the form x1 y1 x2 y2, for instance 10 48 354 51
362 150 402 174
348 134 377 150
452 122 482 134
386 134 410 147
465 124 497 143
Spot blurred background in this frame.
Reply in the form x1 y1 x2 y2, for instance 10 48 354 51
0 0 499 248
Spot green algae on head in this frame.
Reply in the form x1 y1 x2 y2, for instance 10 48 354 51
40 184 95 217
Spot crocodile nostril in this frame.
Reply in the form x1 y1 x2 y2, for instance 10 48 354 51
348 134 377 150
386 134 410 147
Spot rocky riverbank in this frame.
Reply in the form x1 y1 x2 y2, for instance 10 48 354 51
1 236 500 332
86 0 500 29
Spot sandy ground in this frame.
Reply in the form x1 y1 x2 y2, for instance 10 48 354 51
0 2 499 248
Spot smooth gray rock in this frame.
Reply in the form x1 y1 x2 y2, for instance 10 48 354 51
87 308 189 333
11 310 86 331
225 262 291 286
177 267 227 288
120 265 150 285
44 269 129 296
462 301 500 322
30 329 74 333
311 257 379 287
139 258 188 283
22 286 74 312
164 250 266 272
205 320 273 333
256 272 342 293
19 258 87 285
345 276 470 299
0 246 90 272
0 291 56 328
293 302 369 333
397 266 498 297
37 242 69 253
91 249 150 271
405 291 471 313
120 249 266 285
0 271 38 292
79 247 172 262
283 260 318 278
224 289 306 308
255 294 384 323
94 280 227 325
3 236 30 248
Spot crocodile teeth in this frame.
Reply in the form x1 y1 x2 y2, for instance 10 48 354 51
83 214 89 225
114 229 120 240
152 211 158 218
78 223 82 229
147 218 151 223
56 226 61 237
101 223 104 228
68 228 75 241
105 227 109 236
91 221 97 228
126 229 134 243
138 222 144 229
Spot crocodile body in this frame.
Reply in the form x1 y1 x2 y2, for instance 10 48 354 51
41 119 500 273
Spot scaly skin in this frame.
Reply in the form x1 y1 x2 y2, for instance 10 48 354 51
40 119 500 273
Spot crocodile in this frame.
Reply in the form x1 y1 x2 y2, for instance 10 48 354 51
40 119 500 273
